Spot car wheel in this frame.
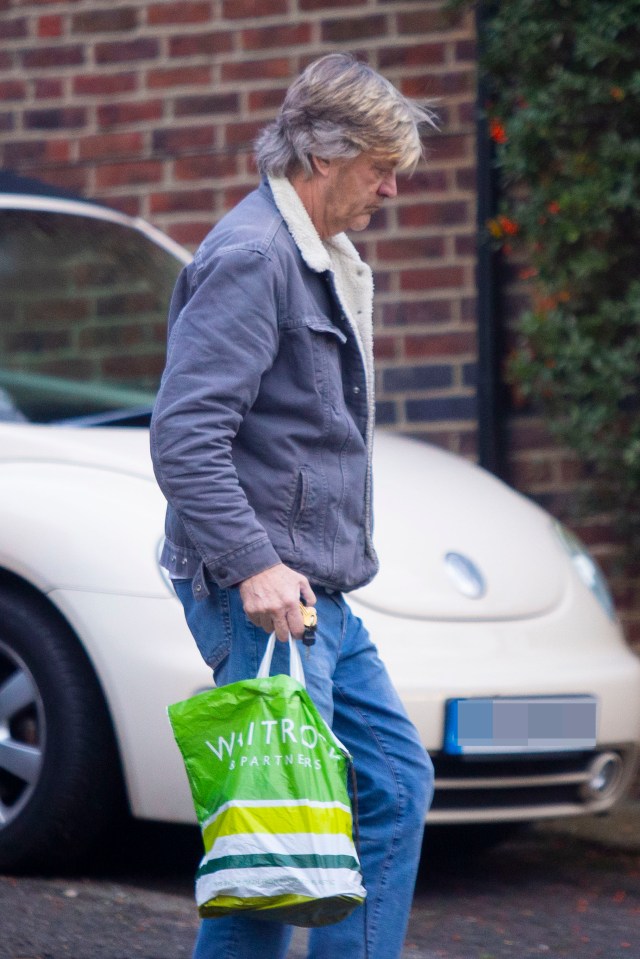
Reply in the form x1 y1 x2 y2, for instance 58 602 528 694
0 585 124 872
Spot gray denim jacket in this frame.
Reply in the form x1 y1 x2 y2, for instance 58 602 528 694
150 176 379 596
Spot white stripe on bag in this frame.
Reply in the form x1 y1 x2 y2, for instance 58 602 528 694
196 866 366 904
202 831 358 864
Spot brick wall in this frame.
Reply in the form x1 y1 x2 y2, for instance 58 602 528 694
502 267 640 653
506 424 640 648
0 0 478 457
3 2 639 648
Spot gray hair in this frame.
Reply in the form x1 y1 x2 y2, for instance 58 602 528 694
255 53 438 178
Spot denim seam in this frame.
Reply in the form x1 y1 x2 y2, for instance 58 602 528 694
333 681 403 957
219 588 233 644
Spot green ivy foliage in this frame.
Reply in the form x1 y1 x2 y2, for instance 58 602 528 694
474 0 640 553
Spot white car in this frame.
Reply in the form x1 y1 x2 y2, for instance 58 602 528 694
1 172 639 872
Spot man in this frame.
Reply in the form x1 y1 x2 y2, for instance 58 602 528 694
151 53 437 959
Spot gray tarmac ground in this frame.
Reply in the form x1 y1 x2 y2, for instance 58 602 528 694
1 803 639 959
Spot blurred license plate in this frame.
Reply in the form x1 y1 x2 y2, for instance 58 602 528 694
444 696 597 755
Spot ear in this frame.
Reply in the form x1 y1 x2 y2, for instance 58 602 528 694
310 155 331 178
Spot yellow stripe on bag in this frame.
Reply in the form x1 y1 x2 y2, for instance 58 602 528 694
201 892 315 915
203 803 353 851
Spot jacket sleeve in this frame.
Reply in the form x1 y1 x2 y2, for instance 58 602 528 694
150 244 283 586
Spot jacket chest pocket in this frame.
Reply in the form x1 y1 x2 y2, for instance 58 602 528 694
289 317 347 398
304 318 347 343
279 316 348 404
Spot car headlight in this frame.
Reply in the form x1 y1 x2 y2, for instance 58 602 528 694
553 521 616 622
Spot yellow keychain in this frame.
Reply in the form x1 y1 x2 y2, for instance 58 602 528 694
299 602 317 654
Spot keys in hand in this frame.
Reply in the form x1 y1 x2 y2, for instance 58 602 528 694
300 602 317 651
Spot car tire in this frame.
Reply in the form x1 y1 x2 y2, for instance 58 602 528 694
0 585 125 872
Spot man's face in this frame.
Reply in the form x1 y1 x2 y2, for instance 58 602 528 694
321 152 398 237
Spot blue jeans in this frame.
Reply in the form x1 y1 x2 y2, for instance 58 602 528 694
173 581 434 959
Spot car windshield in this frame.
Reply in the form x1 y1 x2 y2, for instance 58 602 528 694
0 207 183 425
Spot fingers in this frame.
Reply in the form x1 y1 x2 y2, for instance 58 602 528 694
239 563 317 642
272 611 295 644
300 580 317 607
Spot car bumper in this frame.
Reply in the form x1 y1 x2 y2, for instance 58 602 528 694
50 587 640 828
349 595 640 824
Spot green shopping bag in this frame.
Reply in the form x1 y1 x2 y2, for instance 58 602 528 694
167 634 366 926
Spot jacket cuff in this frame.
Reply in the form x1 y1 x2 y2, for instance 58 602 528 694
205 537 282 588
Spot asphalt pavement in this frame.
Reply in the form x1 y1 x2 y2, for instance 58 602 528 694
536 798 640 853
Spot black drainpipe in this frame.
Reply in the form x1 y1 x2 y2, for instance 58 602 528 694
474 2 506 479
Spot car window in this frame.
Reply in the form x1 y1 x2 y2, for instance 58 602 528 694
0 208 182 424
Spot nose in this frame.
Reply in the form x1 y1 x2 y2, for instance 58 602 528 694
379 170 397 199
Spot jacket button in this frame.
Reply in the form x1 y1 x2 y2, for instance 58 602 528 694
218 567 228 579
353 386 360 394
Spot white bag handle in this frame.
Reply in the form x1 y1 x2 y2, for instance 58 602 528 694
257 633 306 686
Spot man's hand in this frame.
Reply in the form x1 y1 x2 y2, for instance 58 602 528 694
239 564 316 643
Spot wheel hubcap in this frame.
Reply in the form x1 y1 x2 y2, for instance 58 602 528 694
0 639 45 828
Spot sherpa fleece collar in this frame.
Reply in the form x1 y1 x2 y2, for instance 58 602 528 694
267 174 378 560
267 174 375 409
